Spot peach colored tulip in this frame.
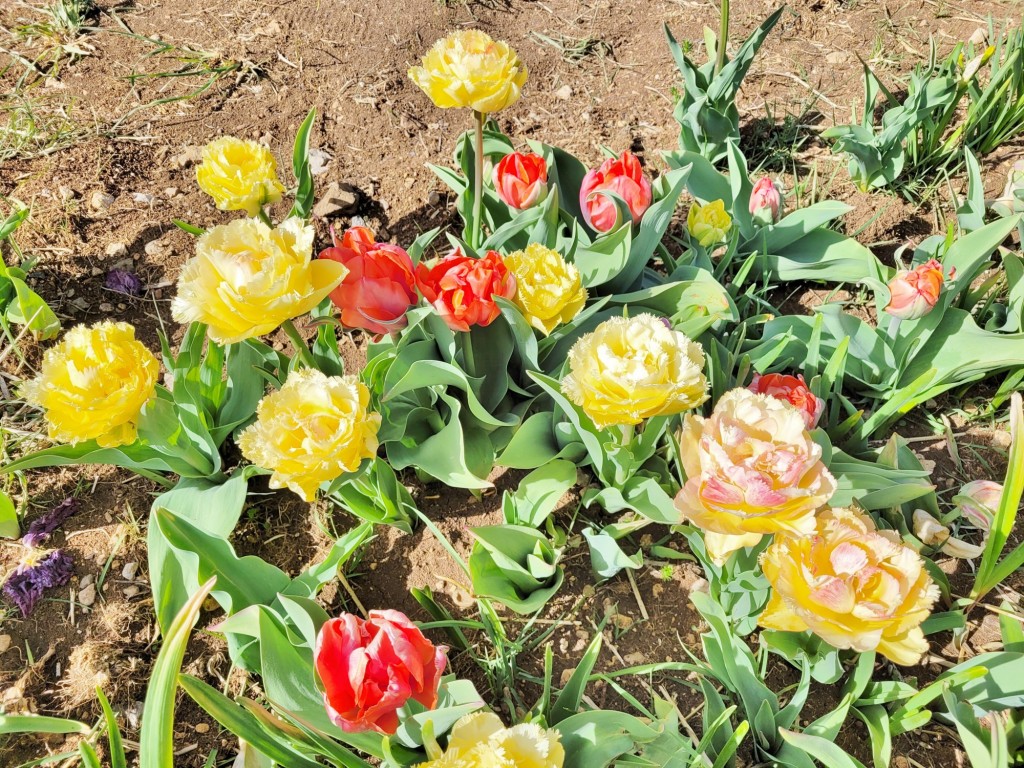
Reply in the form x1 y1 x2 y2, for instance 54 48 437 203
579 150 652 232
493 152 548 210
748 372 824 430
884 259 953 320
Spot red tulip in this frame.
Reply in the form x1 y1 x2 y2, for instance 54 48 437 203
314 610 447 735
884 259 953 321
579 150 652 232
748 372 824 430
416 249 516 332
493 151 548 210
319 227 418 335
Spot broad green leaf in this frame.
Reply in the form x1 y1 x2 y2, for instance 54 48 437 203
778 729 867 768
0 714 90 735
503 460 577 527
0 490 18 538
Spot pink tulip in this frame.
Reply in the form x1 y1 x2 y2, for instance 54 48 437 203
579 150 652 232
314 610 447 735
749 177 782 225
492 152 548 210
884 259 954 321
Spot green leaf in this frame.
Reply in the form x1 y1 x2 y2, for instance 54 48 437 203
468 525 563 613
778 729 868 768
502 460 577 527
0 714 90 735
0 490 18 539
554 710 663 768
140 576 217 768
583 526 643 579
289 108 316 219
550 630 603 724
179 674 326 768
78 741 101 768
97 687 128 768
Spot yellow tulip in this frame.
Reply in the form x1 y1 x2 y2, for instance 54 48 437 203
561 314 708 429
760 507 939 666
504 244 587 335
674 388 836 563
171 217 347 344
687 199 732 248
238 368 380 502
196 136 285 216
409 30 527 114
21 322 158 448
417 712 564 768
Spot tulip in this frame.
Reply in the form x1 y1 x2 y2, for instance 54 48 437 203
883 258 953 321
674 388 836 563
760 507 939 666
687 199 732 248
913 480 1002 559
748 372 824 430
408 30 527 114
561 314 708 429
579 150 652 232
417 711 565 768
172 217 347 344
238 368 380 501
319 226 418 336
748 177 783 226
504 243 587 335
493 152 548 210
315 610 447 735
196 136 285 217
416 249 516 332
21 322 159 448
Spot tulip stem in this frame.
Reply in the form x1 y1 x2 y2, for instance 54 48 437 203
715 0 729 76
257 208 273 228
282 319 317 369
886 314 902 340
461 331 478 378
472 110 485 249
619 423 635 445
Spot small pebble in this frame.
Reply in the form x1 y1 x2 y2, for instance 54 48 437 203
90 191 114 211
78 583 96 607
555 84 572 100
195 723 210 734
122 585 140 598
121 562 138 580
163 186 179 198
80 573 95 587
105 242 128 260
58 186 76 202
427 190 440 206
99 302 114 313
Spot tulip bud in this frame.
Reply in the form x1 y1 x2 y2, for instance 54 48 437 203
883 258 954 321
749 177 783 226
492 151 548 210
687 199 732 248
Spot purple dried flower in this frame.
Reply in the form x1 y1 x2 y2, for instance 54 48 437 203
22 497 78 548
3 550 75 616
105 269 144 297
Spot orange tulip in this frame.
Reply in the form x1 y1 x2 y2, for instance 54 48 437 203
416 249 516 332
748 372 824 430
319 226 417 335
493 152 548 210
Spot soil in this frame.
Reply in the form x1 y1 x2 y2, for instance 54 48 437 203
2 0 1023 766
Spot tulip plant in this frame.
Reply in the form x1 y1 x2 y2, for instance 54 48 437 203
5 14 1024 768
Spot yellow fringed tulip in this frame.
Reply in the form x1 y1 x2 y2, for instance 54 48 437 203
760 507 939 666
561 314 708 429
687 199 732 248
171 217 347 344
505 244 587 335
196 136 285 216
21 322 158 448
238 368 380 501
409 30 527 114
417 712 564 768
674 388 836 563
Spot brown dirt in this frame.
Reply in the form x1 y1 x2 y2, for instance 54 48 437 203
2 0 1023 765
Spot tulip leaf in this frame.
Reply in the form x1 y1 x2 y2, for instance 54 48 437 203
469 525 563 613
583 526 643 579
0 490 18 539
554 711 664 768
140 576 216 768
0 714 90 735
289 108 316 219
502 459 577 527
179 674 325 768
778 730 867 768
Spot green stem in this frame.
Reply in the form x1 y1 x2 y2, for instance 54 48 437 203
257 208 273 227
885 314 903 341
282 319 316 369
715 0 730 76
472 110 485 249
619 423 635 446
461 330 477 378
